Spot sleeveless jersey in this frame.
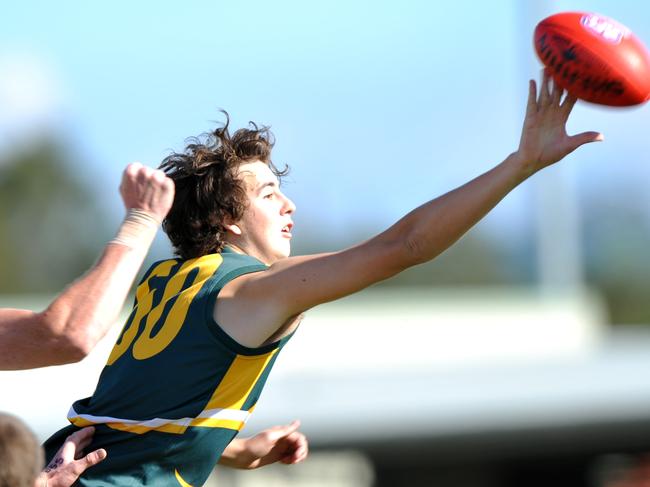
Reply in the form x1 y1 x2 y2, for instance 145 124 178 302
44 248 293 487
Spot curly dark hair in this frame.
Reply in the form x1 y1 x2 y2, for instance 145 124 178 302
159 112 288 259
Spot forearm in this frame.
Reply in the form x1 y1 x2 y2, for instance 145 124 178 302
0 212 158 370
388 152 529 266
0 242 150 370
41 243 151 356
218 438 252 469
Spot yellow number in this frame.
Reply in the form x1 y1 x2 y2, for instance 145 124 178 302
133 256 221 360
106 255 222 365
107 260 176 365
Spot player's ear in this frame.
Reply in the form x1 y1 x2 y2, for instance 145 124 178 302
224 222 242 236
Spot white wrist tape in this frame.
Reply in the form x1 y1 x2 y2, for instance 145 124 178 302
110 209 160 251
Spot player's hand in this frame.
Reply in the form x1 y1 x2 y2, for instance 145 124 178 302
514 69 604 176
231 420 309 469
39 427 107 487
119 162 175 223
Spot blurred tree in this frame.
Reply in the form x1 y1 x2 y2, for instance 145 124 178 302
292 225 529 288
294 189 650 326
583 187 650 325
375 231 530 287
0 137 109 293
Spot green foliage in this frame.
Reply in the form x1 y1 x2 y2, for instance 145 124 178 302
582 192 650 325
0 138 109 293
292 224 531 288
294 205 650 326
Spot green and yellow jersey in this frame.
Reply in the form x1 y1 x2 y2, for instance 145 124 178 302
44 248 293 486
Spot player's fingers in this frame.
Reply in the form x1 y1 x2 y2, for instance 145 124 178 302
86 448 107 467
74 426 96 443
59 438 77 462
284 431 306 445
280 455 298 464
291 433 309 458
152 170 174 197
264 420 301 441
58 427 94 460
551 77 563 105
538 69 551 106
293 442 309 463
279 431 309 464
137 165 154 185
560 92 578 117
74 434 95 459
152 169 167 185
124 162 143 186
120 162 144 197
63 427 95 460
142 168 170 201
525 79 538 116
162 176 175 197
280 443 308 465
567 131 604 152
72 448 107 475
125 162 143 179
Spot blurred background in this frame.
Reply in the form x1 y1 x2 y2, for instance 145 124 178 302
2 0 650 486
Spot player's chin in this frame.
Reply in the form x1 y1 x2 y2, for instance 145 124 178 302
274 243 291 259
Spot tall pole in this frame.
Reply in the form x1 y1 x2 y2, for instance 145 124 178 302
519 0 585 293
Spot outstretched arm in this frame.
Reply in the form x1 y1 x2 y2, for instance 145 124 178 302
218 73 603 347
219 421 308 470
0 163 175 370
371 72 603 267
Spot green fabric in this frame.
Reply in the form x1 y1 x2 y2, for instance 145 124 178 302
43 250 293 487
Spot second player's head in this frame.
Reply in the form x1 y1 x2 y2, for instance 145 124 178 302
0 413 44 487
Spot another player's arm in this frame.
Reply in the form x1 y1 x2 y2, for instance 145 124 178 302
0 163 174 370
219 73 603 347
218 421 308 470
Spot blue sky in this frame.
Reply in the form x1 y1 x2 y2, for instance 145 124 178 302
1 0 649 252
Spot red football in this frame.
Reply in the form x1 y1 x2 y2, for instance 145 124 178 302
534 12 650 106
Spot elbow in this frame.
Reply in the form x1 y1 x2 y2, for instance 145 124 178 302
58 324 98 363
38 310 96 364
62 335 95 363
401 232 431 267
50 333 94 365
377 228 431 272
51 334 94 365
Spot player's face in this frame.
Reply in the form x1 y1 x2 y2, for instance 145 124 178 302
230 161 296 264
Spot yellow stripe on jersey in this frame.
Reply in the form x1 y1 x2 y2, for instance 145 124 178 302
175 469 193 487
107 422 190 435
67 405 252 435
67 350 279 434
188 417 245 430
68 417 95 428
203 349 280 412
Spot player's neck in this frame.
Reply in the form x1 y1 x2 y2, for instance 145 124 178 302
224 243 247 255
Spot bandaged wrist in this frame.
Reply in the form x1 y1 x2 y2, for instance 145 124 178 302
110 209 160 250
